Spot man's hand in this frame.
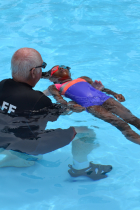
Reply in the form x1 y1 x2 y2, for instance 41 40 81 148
114 94 125 102
67 101 86 113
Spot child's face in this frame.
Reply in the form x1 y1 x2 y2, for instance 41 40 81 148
52 66 71 80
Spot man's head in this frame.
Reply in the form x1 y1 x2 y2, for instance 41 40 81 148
11 48 46 87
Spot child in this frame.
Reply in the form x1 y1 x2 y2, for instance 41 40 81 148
42 65 140 146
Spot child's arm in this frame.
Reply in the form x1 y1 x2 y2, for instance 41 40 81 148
48 85 68 105
80 76 104 90
48 85 85 112
80 76 125 102
102 88 125 102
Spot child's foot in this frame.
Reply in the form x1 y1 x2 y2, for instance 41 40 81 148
68 161 112 180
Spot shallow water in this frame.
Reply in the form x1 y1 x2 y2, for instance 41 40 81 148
0 0 140 209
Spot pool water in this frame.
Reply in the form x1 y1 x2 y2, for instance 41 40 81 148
1 0 140 209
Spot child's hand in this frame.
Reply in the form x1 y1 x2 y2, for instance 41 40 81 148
59 99 68 105
92 80 104 91
114 94 125 102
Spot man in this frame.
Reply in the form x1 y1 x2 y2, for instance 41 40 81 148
0 48 76 167
0 48 112 180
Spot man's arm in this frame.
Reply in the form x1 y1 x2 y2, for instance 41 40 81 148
80 76 125 102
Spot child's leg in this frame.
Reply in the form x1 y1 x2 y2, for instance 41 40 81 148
87 105 140 145
102 98 140 129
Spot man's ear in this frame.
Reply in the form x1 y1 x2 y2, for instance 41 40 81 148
30 68 36 79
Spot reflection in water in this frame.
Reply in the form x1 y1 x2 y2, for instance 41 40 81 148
0 107 75 155
0 106 75 167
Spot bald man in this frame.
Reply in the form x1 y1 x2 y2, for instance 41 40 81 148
0 48 76 167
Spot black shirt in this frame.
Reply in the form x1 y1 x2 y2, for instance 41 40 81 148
0 78 53 112
0 79 75 155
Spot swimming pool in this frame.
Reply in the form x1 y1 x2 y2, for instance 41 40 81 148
0 0 140 209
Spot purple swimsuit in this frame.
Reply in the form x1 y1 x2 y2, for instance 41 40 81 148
55 78 110 108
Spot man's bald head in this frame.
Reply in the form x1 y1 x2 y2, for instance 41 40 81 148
11 48 43 81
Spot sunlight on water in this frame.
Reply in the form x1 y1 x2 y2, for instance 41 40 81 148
0 0 140 210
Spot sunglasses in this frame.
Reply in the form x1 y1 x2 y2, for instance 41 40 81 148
30 62 47 71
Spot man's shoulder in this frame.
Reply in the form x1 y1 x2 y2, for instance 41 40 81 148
31 89 53 110
31 89 48 99
0 78 13 90
0 78 12 84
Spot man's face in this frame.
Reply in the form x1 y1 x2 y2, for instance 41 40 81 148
35 64 43 85
33 57 44 86
36 67 42 82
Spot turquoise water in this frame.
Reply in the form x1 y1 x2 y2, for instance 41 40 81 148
1 0 140 209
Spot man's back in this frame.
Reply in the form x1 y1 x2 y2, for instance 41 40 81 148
0 78 53 113
0 79 75 155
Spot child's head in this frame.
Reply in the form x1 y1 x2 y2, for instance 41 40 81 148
50 65 71 76
42 65 71 83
